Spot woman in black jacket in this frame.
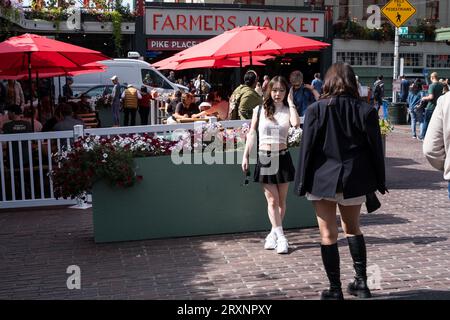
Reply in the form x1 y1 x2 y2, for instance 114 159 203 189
294 63 387 300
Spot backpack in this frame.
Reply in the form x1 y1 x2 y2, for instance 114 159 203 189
228 85 243 120
373 82 383 100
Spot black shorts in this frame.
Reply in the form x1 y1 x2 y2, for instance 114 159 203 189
253 149 295 184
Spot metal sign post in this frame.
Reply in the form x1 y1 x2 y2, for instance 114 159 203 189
382 0 417 104
393 27 399 103
400 57 405 79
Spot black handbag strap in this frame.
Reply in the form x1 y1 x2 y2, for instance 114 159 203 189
256 105 262 160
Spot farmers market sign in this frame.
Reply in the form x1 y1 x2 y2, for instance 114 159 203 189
145 8 325 37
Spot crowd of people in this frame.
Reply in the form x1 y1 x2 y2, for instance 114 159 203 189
403 74 449 140
157 69 323 125
0 78 100 134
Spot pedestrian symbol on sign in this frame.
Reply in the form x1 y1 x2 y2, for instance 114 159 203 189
381 0 417 28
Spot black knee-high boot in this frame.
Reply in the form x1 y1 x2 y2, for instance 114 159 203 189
320 243 344 300
347 234 372 298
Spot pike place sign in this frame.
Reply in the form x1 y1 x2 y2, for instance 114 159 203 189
382 0 416 28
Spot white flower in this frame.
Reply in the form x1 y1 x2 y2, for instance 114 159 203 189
103 153 108 159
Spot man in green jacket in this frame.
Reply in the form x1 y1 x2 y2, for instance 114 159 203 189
230 70 263 120
420 72 444 139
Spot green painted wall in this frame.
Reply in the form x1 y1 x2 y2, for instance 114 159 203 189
92 148 317 243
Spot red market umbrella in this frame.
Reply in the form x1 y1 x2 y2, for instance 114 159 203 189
0 34 109 70
156 55 270 71
0 33 110 130
174 59 265 70
164 25 330 64
0 63 107 80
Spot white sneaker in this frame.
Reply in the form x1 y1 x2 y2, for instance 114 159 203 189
264 233 277 250
276 236 289 254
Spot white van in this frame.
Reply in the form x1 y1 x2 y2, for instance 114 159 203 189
56 59 187 98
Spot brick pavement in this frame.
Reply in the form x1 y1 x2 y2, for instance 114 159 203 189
0 125 449 300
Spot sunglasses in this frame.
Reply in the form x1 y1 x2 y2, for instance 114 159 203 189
241 170 250 187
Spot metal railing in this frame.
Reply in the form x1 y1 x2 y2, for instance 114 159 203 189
0 130 76 209
1 118 250 209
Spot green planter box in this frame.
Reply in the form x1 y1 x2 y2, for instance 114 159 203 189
92 148 317 243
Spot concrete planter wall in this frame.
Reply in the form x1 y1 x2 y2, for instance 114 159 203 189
92 148 317 243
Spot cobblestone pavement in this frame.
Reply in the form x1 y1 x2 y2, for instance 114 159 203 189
0 125 449 300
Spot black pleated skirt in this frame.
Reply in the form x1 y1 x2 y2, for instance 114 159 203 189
253 149 295 184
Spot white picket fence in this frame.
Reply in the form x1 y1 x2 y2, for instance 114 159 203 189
0 118 250 209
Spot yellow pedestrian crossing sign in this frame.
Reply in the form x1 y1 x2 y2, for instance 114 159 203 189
382 0 417 28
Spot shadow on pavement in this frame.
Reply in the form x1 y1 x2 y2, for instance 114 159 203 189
360 213 410 226
385 157 445 190
376 289 450 300
288 242 319 253
386 157 420 167
362 235 448 246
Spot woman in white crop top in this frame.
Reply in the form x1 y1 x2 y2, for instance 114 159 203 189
242 76 300 254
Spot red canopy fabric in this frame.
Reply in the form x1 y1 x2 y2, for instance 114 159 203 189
0 33 109 70
0 63 106 80
164 26 330 63
156 55 270 70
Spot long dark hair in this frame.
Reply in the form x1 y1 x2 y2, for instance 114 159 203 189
263 76 289 120
321 63 360 100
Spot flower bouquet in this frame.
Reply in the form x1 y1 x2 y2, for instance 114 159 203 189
288 127 303 148
379 118 394 136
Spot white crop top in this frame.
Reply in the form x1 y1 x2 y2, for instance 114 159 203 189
255 105 290 146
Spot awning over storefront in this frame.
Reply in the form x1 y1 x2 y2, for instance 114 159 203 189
435 27 450 42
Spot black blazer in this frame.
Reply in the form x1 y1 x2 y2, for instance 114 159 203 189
294 95 387 199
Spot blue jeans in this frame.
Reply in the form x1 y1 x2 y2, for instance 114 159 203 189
409 108 424 137
112 102 120 126
420 109 434 139
448 181 450 200
382 101 389 119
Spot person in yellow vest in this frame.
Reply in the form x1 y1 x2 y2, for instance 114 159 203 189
121 84 142 126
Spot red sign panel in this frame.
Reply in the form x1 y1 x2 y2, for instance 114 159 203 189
145 9 325 37
147 38 205 51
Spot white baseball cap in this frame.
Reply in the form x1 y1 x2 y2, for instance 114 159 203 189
110 75 118 81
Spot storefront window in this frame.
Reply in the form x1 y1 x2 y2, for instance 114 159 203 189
427 54 450 68
336 52 378 66
401 53 424 67
381 53 424 67
381 53 393 66
426 0 440 21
